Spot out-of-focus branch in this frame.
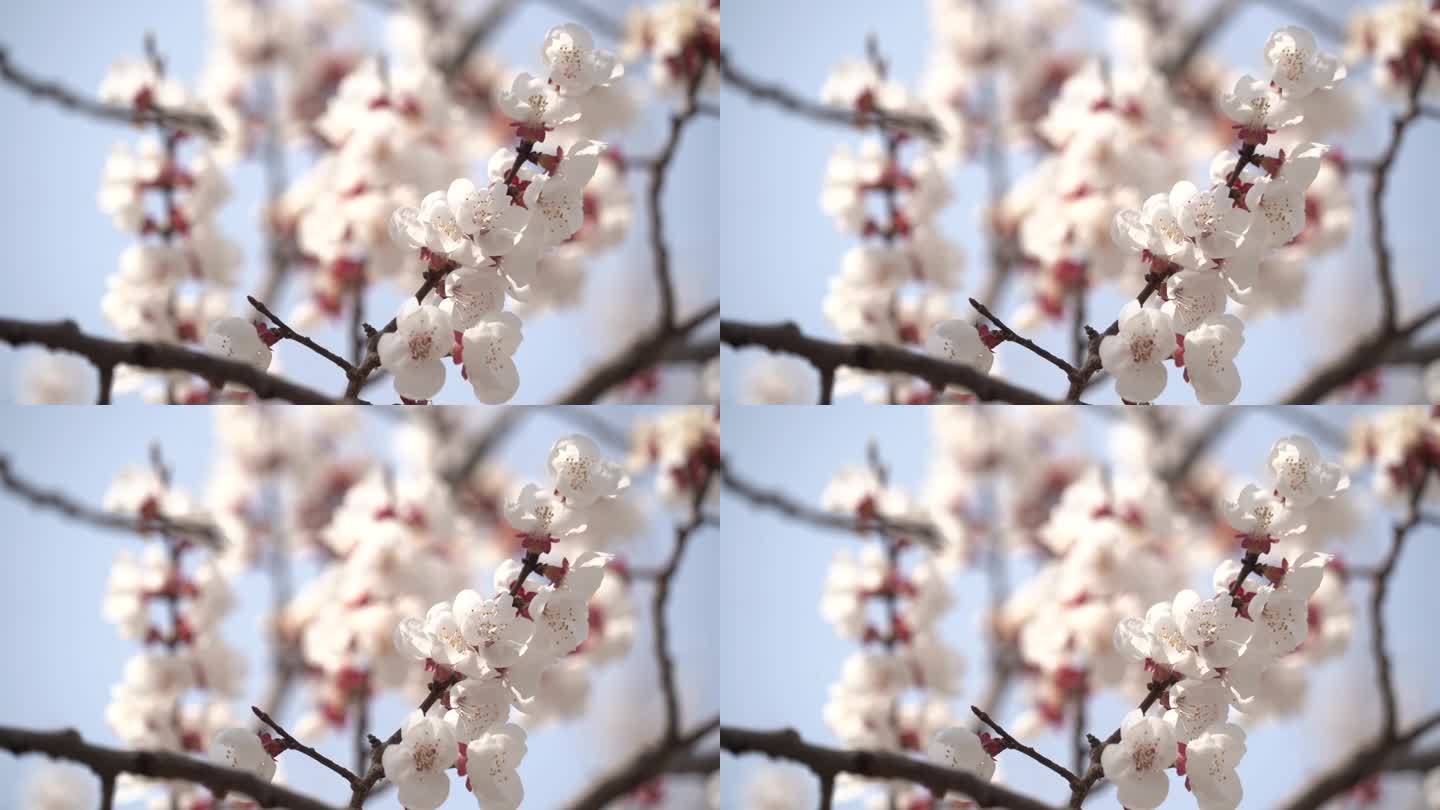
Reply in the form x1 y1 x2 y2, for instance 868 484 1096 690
0 456 222 547
1372 60 1430 335
1280 303 1440 403
1278 711 1440 810
553 301 719 404
535 0 623 37
1160 0 1241 78
1253 0 1346 41
1373 468 1431 741
0 725 337 810
654 464 715 743
0 316 338 404
718 51 942 141
561 716 719 810
0 48 221 138
721 726 1064 810
442 0 520 80
650 57 710 331
721 459 942 546
722 319 1057 404
1161 411 1238 484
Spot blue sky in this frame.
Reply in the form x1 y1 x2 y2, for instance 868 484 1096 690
717 0 1440 405
0 0 715 404
0 406 716 807
719 406 1440 808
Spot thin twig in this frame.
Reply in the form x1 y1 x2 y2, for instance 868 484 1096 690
1371 60 1430 334
1373 467 1431 741
561 716 719 810
721 460 942 546
252 706 361 789
968 298 1078 378
649 56 710 330
971 706 1079 788
654 464 715 744
247 296 355 374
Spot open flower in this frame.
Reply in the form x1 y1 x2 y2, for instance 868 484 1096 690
497 73 579 136
1162 270 1227 334
443 266 509 331
1244 177 1307 247
1221 75 1303 141
926 320 994 373
522 174 586 245
209 728 276 783
1163 679 1228 742
448 178 529 256
1099 300 1175 403
461 312 523 404
467 723 527 810
1224 484 1306 544
1100 709 1177 810
1186 722 1246 810
927 727 995 781
382 710 457 810
1266 435 1347 506
378 300 452 401
206 317 272 371
542 24 621 95
445 677 513 743
1173 589 1250 669
454 590 532 669
547 434 625 507
1171 181 1251 259
1264 26 1345 99
1183 314 1245 405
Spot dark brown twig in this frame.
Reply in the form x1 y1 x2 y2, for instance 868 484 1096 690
561 716 719 810
721 320 1056 404
971 706 1079 788
0 316 337 404
0 725 337 810
721 460 942 546
247 296 355 374
252 706 361 789
721 726 1063 810
969 298 1078 378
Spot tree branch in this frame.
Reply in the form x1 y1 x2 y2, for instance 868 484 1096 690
721 726 1064 810
553 301 719 404
1277 711 1440 810
721 319 1057 404
0 455 221 547
0 48 221 138
0 725 338 810
0 316 338 404
1068 676 1178 806
1372 467 1431 741
247 296 355 375
648 56 709 331
561 716 719 810
1371 60 1431 335
969 298 1078 378
654 465 716 744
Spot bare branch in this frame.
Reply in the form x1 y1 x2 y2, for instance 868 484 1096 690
0 316 338 404
1371 61 1432 335
1278 711 1440 810
0 455 222 547
553 301 719 404
0 725 338 810
1373 468 1432 741
562 716 719 810
0 48 221 138
722 319 1057 404
721 726 1064 810
654 465 716 743
1279 302 1440 403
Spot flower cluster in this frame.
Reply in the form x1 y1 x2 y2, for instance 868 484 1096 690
817 53 969 402
101 460 252 807
1103 26 1347 403
378 25 624 403
1098 436 1348 809
817 457 964 806
1344 1 1440 96
386 435 629 809
97 55 248 401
